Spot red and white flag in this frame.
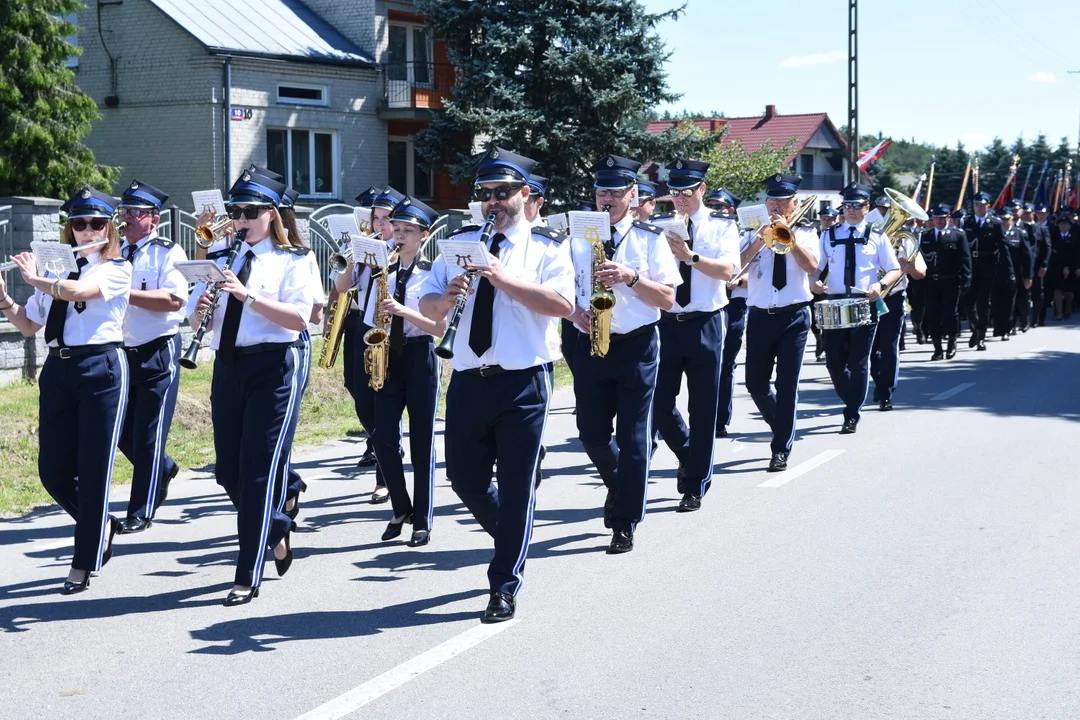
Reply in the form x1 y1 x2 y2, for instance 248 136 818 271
856 139 892 172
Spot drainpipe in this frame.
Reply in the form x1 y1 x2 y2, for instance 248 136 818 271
223 56 232 188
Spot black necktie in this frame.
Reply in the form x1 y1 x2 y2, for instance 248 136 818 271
604 226 618 260
468 232 503 357
772 250 787 290
676 219 694 306
217 251 253 363
43 257 88 346
390 261 412 355
124 243 137 263
844 227 857 289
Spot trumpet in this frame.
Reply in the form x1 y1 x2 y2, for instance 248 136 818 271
195 215 235 249
435 212 497 360
727 195 817 286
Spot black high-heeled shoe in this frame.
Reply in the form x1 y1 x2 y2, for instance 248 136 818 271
224 587 259 606
274 522 296 577
381 514 411 542
101 516 122 567
408 529 430 547
61 572 91 595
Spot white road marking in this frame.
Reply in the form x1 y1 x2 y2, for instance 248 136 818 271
294 619 519 720
931 382 975 401
758 449 845 488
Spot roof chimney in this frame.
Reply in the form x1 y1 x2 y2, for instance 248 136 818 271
764 104 776 119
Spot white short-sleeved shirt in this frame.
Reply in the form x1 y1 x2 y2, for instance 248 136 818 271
570 214 681 334
744 226 820 309
185 237 316 350
304 252 325 308
419 217 574 371
121 233 189 347
25 252 131 347
818 221 901 295
362 259 435 338
887 233 917 295
669 206 741 313
729 229 750 300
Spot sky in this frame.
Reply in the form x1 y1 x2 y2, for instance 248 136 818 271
640 0 1080 152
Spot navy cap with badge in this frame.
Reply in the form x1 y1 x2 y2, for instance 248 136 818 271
390 196 440 229
248 164 284 183
637 181 658 202
526 174 549 198
874 195 889 208
763 173 802 198
229 170 287 206
842 182 873 203
929 204 951 217
665 159 709 190
708 186 741 209
591 154 641 189
820 206 840 218
1024 202 1035 212
1035 203 1050 213
1056 209 1075 223
475 147 536 185
118 179 169 211
62 186 119 219
951 209 966 219
372 186 406 211
355 186 381 207
996 206 1014 218
281 187 300 210
973 192 992 204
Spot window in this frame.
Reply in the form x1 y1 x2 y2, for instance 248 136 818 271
388 137 432 199
799 154 814 174
60 13 79 69
266 129 338 198
276 83 328 107
387 23 433 85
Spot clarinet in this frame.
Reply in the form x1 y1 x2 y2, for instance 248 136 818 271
435 212 498 360
179 229 248 370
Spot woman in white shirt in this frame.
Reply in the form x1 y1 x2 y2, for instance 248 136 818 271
0 187 132 594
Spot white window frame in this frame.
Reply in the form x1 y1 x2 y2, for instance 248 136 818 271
275 83 329 107
267 127 340 200
388 22 434 88
61 13 79 69
388 135 433 200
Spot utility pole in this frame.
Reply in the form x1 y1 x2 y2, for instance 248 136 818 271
847 0 859 183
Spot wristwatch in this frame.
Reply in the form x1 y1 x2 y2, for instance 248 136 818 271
244 293 257 308
689 253 701 265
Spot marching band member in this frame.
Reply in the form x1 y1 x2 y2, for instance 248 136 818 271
1048 210 1077 320
810 207 840 362
1030 203 1053 327
815 182 900 434
870 218 925 410
653 159 738 512
742 174 819 471
419 147 573 622
635 181 659 221
525 174 548 225
712 188 748 438
368 198 446 546
186 172 315 605
0 187 131 593
568 154 678 550
990 206 1030 340
115 180 188 534
962 193 1005 350
920 204 971 360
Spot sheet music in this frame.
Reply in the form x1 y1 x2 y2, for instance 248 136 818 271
351 235 389 269
468 202 484 225
174 260 227 285
545 213 568 234
437 239 492 274
353 206 373 234
326 214 362 252
31 241 78 276
568 211 611 242
191 190 226 217
651 216 690 241
736 204 771 232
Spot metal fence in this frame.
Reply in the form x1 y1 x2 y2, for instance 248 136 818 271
0 206 12 266
382 62 456 109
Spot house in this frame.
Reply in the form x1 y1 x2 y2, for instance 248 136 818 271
645 105 853 210
69 0 462 210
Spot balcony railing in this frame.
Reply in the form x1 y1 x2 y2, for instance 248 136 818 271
798 173 846 192
381 62 456 110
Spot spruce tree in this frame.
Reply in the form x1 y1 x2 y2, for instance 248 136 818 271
0 1 117 197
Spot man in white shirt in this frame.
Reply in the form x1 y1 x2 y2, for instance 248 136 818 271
524 174 548 226
634 181 659 221
652 159 739 512
567 154 679 553
814 182 901 433
419 147 574 623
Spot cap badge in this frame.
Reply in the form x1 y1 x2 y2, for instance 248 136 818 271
130 182 139 190
606 157 615 168
81 189 91 199
490 149 500 159
773 174 782 183
675 160 684 169
242 171 251 181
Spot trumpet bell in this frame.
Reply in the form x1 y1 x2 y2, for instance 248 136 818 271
195 217 235 249
880 188 928 261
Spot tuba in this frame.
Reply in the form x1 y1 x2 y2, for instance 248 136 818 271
588 205 616 357
878 188 929 296
759 195 817 254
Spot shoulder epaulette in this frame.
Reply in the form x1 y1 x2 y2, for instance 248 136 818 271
795 217 814 228
206 248 229 260
280 245 312 256
531 225 565 243
651 211 675 220
107 256 127 264
711 210 735 220
633 220 663 235
416 259 432 271
149 237 177 249
448 224 480 238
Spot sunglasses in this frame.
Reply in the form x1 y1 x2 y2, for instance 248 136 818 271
841 201 868 209
69 218 109 232
225 204 270 220
119 207 156 219
668 185 702 198
595 188 630 199
474 184 524 202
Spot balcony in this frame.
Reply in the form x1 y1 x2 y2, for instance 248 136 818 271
798 173 846 192
379 62 457 119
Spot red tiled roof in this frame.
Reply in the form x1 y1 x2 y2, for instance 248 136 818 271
646 111 847 163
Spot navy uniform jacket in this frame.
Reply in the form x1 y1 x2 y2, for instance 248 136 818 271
919 227 971 285
1002 226 1032 279
962 215 1008 276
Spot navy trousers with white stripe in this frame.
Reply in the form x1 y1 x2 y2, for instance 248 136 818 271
870 291 905 403
39 348 129 572
744 306 810 454
118 334 180 520
211 345 302 588
283 331 312 502
653 311 725 496
574 328 659 532
372 339 439 531
446 365 550 597
824 322 878 423
717 297 747 431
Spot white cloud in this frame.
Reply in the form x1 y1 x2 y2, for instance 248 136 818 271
1029 72 1056 84
778 51 845 68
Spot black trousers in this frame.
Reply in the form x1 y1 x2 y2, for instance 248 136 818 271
351 321 386 486
924 280 962 345
717 297 747 431
964 268 994 336
870 291 905 403
991 275 1016 337
744 306 810 454
824 322 877 423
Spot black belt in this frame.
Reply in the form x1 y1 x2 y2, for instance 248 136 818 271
748 301 810 315
403 336 433 345
661 310 719 323
930 274 961 282
461 362 546 378
124 333 176 358
233 340 303 357
610 322 657 343
48 342 122 359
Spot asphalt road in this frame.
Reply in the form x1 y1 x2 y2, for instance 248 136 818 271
3 318 1079 720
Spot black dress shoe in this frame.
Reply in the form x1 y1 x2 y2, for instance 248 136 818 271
839 419 858 435
677 494 701 512
715 426 728 438
768 452 789 472
224 587 259 606
603 489 615 529
381 514 411 541
357 448 378 468
880 399 893 411
274 522 295 577
482 592 515 623
285 496 300 521
371 483 390 504
159 462 179 505
408 529 430 547
930 350 944 361
120 516 151 534
101 517 121 566
976 341 987 351
535 446 545 489
968 333 978 348
61 573 91 595
1001 334 1010 342
607 529 634 554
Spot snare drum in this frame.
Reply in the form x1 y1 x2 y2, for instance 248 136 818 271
813 298 873 330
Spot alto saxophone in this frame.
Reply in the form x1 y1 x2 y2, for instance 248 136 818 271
362 244 401 390
318 285 355 369
588 206 616 357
